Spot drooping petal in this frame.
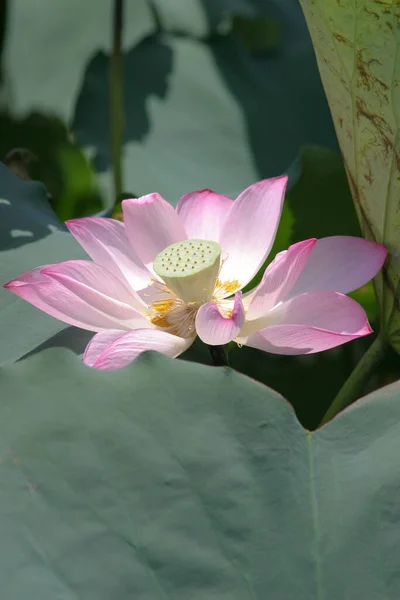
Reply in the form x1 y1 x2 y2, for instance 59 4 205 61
176 189 233 242
246 239 317 320
286 236 387 298
195 292 245 345
90 329 193 370
4 265 151 332
122 193 187 266
83 330 127 366
219 176 288 287
66 217 152 290
240 291 371 354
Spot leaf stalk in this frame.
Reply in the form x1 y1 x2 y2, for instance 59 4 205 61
208 345 230 367
110 0 124 202
319 330 387 426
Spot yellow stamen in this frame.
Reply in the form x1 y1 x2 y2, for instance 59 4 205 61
215 279 241 295
150 298 176 313
146 247 242 339
150 314 171 328
147 280 198 338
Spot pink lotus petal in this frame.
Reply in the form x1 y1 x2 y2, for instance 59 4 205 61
247 238 317 320
4 267 138 332
244 323 371 355
122 193 187 265
66 217 152 291
4 261 152 331
91 329 193 370
41 260 146 314
195 292 245 345
287 236 387 298
219 176 288 287
262 290 370 330
83 330 127 366
240 291 372 354
4 266 50 287
176 189 233 242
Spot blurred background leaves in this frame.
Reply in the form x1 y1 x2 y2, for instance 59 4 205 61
2 0 337 205
0 113 103 220
1 0 398 429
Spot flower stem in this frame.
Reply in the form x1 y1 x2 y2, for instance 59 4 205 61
110 0 124 202
319 331 387 427
208 345 230 367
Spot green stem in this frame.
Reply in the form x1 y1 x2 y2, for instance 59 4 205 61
319 331 387 427
208 345 229 367
110 0 124 202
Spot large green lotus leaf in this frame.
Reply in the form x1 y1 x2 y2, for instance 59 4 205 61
4 0 337 204
0 349 400 598
298 1 400 347
229 341 364 429
0 163 88 365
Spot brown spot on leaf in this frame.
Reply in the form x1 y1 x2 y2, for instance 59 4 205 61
374 0 393 13
333 32 353 47
365 7 380 19
356 98 393 158
364 163 374 184
356 50 388 104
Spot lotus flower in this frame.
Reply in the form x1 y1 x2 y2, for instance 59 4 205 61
4 177 386 370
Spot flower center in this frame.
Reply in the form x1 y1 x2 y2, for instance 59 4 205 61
153 239 221 303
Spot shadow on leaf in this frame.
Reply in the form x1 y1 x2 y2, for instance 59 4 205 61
72 34 174 175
